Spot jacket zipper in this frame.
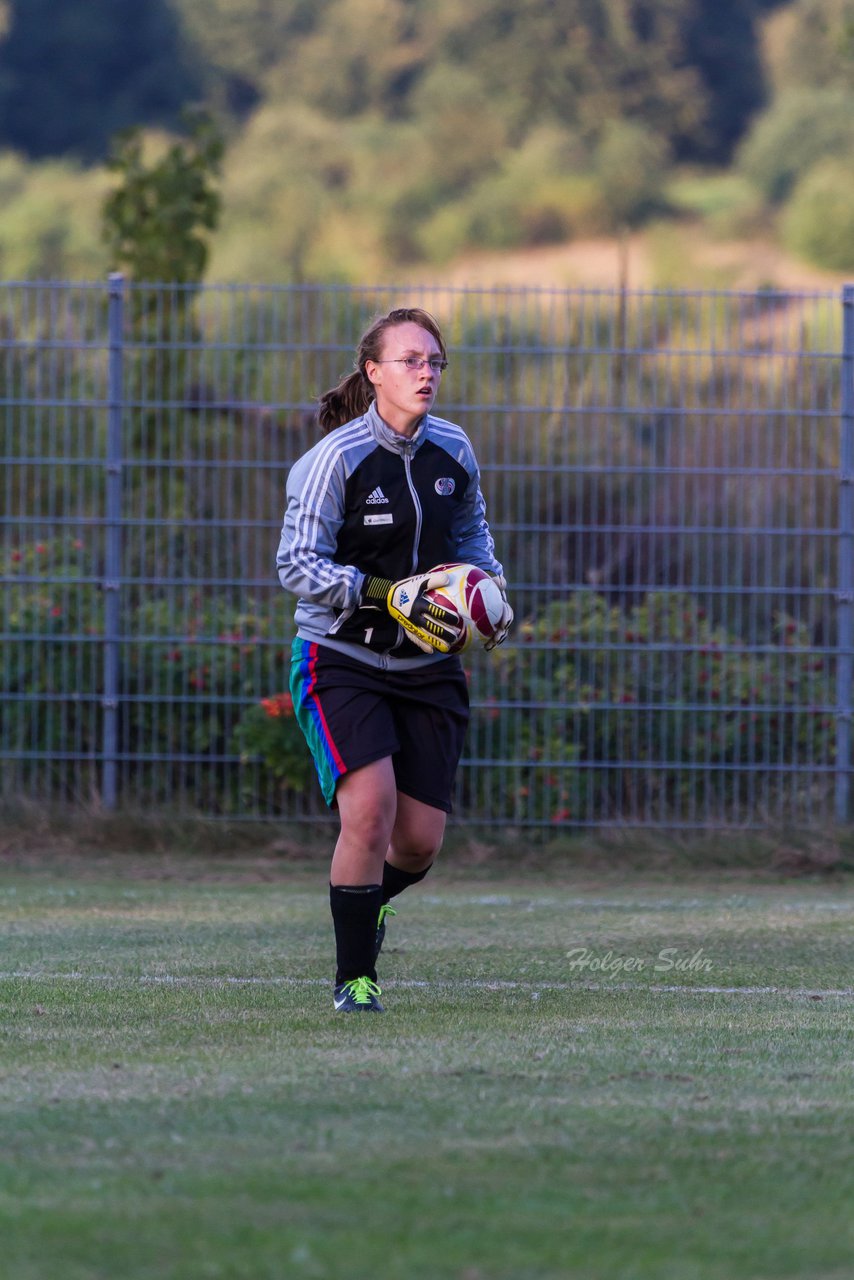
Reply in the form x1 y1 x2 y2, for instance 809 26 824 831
387 442 422 655
403 444 422 572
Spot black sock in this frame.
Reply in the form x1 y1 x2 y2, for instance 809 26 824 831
329 884 382 985
381 861 432 905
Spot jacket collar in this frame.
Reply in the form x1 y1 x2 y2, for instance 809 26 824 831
366 400 427 452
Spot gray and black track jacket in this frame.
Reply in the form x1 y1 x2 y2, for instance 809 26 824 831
277 402 504 669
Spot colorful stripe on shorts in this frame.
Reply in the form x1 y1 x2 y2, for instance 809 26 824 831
290 638 347 804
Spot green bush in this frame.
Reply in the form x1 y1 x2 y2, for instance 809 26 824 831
1 535 298 810
231 692 312 790
464 591 835 824
737 88 854 205
0 156 107 279
2 536 104 798
2 535 838 822
413 126 605 262
782 159 854 272
123 594 294 810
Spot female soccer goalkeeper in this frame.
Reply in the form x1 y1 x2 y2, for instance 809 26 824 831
276 306 512 1013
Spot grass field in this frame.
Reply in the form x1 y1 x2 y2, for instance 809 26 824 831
1 850 853 1280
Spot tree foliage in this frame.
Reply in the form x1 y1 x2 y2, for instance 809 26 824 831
0 0 200 161
0 155 107 279
764 0 854 92
677 0 767 161
595 121 670 230
2 0 853 280
782 159 854 271
0 0 776 166
174 0 317 117
737 88 854 204
101 110 224 284
278 0 709 155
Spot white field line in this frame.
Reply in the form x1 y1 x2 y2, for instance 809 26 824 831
421 895 854 913
1 971 852 998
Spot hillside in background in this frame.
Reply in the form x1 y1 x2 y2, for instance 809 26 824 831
2 0 854 287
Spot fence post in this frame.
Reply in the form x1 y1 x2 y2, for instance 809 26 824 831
102 272 125 811
835 284 854 823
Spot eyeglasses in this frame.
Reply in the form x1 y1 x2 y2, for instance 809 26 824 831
373 356 448 373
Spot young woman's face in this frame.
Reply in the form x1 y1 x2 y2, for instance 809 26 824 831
365 321 445 435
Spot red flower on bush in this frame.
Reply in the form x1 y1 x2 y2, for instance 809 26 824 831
232 693 311 791
261 693 294 719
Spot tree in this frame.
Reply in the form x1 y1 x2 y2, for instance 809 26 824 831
596 120 669 231
175 0 318 116
737 88 854 204
764 0 854 93
0 0 201 161
280 0 426 119
428 0 706 152
100 110 225 482
678 0 768 162
101 110 224 285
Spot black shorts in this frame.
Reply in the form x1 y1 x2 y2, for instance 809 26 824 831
289 638 470 812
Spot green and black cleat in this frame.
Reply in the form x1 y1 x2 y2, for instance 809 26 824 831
333 977 384 1013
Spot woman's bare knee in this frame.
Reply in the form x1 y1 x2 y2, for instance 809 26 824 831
330 759 399 884
388 793 446 870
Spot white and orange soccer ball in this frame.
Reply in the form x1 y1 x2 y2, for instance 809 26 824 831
425 562 506 653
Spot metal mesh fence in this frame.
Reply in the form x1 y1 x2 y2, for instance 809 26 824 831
1 278 851 828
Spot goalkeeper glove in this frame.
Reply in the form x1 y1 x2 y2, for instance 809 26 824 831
362 570 463 654
485 573 514 651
